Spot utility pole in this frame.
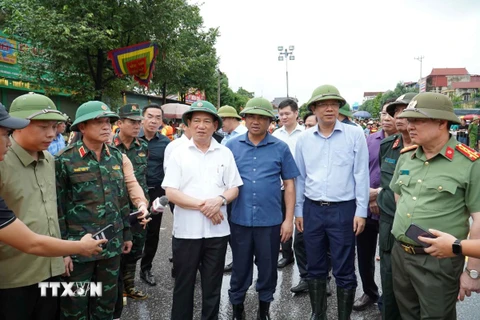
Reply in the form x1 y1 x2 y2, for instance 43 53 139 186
414 56 424 93
278 46 295 98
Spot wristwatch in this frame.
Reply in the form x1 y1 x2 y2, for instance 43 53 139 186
219 195 227 206
466 268 479 280
452 239 462 255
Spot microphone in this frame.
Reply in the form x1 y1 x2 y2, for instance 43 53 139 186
149 196 169 216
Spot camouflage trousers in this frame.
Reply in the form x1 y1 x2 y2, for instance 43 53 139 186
123 225 146 291
60 255 121 320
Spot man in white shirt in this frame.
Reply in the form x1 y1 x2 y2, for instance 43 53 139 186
163 122 191 172
162 100 243 320
272 99 304 274
218 105 247 146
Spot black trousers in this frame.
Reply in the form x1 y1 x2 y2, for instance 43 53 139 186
356 217 379 300
171 236 229 320
0 276 59 320
140 186 165 272
280 191 294 259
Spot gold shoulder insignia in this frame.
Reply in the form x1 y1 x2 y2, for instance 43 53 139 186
400 145 418 154
73 167 90 173
138 152 146 157
456 144 480 161
112 165 121 170
79 146 87 158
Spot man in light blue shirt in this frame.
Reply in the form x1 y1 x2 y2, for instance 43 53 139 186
295 84 369 320
218 105 247 146
47 121 66 155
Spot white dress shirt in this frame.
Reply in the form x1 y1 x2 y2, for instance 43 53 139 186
162 138 243 239
163 134 189 172
272 123 304 158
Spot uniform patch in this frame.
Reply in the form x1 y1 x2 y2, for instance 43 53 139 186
385 157 397 164
105 144 111 156
392 138 400 149
73 167 90 173
112 165 121 170
445 146 454 160
138 152 146 157
400 145 418 154
400 170 410 175
101 105 108 111
456 144 480 161
79 146 87 158
114 137 121 146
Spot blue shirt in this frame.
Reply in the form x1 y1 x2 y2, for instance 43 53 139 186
48 133 66 155
221 124 248 146
294 120 370 218
226 133 299 227
139 129 170 187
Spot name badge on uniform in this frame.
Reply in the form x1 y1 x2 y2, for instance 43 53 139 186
385 157 396 164
400 169 410 175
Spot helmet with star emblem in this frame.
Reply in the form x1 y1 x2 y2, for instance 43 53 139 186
182 100 222 128
9 92 67 121
386 92 417 117
118 103 144 121
71 101 119 131
397 92 460 124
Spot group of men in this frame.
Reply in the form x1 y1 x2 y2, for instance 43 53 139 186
1 84 480 320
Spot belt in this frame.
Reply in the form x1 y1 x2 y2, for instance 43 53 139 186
308 198 347 206
395 240 427 255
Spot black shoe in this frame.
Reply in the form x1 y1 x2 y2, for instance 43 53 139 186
352 293 376 311
224 262 233 272
140 269 156 286
257 300 271 320
277 257 294 269
232 303 245 320
291 279 309 293
168 256 173 263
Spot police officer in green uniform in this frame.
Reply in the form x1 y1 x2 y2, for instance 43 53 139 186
377 92 416 320
112 104 150 318
56 101 134 320
390 92 480 320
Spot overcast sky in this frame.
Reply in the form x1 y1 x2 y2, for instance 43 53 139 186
198 0 480 106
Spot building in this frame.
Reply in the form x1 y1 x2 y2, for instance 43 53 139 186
363 92 384 103
425 68 480 103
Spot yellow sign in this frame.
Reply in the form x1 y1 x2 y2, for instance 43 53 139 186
0 36 17 65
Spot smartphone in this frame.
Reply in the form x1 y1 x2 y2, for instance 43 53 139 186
129 210 142 216
405 223 436 248
92 224 115 248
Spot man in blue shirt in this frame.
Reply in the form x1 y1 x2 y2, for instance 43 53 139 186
47 120 66 155
226 97 299 320
295 85 369 320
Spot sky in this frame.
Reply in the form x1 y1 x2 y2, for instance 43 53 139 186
197 0 480 106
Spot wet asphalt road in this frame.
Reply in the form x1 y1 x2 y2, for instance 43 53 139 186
122 210 480 320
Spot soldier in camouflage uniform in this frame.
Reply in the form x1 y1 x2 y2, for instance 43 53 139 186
112 104 149 311
56 101 146 320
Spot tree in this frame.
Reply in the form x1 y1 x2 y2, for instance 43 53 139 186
2 0 217 107
360 82 418 118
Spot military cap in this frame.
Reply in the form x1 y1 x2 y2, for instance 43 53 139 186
397 92 460 124
182 100 222 128
240 97 275 118
118 103 144 120
9 92 66 121
386 92 417 117
339 102 353 117
71 101 119 131
307 85 346 109
218 105 241 120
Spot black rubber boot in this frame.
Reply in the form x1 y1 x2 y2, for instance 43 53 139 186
308 279 327 320
337 287 355 320
232 303 245 320
256 300 271 320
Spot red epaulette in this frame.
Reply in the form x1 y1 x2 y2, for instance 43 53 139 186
400 145 418 154
79 146 87 158
456 144 480 161
392 138 401 149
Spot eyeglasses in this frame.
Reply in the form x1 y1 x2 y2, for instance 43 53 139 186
26 109 64 120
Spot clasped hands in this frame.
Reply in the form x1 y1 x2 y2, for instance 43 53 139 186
199 197 224 225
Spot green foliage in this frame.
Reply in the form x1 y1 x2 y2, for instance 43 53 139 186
298 102 309 119
360 82 418 117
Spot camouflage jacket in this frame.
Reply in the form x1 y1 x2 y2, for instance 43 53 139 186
112 133 149 209
55 140 131 263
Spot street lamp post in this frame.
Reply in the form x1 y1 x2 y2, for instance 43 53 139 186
414 56 424 93
278 45 295 98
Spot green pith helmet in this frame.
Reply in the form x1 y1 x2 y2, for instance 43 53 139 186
9 92 67 121
307 85 346 109
182 100 222 128
386 92 418 117
397 92 460 124
339 102 353 117
217 105 241 120
240 97 275 118
118 103 144 120
71 101 119 131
